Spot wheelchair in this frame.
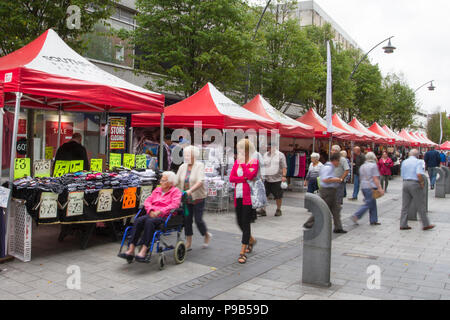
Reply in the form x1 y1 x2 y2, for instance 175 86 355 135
117 207 187 270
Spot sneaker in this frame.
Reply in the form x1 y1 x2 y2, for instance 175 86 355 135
275 209 282 217
333 229 347 234
351 216 359 225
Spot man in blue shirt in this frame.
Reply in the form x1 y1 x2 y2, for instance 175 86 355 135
424 147 441 189
400 149 435 231
440 151 447 166
303 152 347 233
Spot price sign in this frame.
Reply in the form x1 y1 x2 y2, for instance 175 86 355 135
16 138 27 155
97 189 113 213
70 160 84 173
0 186 11 208
39 192 58 219
33 159 51 178
135 155 147 169
205 163 214 174
123 153 135 169
45 146 54 160
53 160 70 177
208 188 217 197
14 158 31 180
67 191 84 217
139 185 153 208
90 159 103 172
109 153 121 169
122 187 137 209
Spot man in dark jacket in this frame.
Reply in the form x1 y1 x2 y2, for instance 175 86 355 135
424 147 441 189
349 146 365 200
54 133 89 171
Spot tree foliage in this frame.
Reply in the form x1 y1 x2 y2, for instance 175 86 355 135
0 0 116 55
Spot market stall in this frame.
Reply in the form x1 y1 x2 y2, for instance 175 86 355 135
381 125 409 146
440 141 450 150
0 29 165 260
368 122 397 145
398 129 421 148
348 118 389 144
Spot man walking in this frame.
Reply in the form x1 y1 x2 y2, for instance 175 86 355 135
400 149 435 231
303 152 347 233
349 146 365 200
424 146 441 189
260 142 287 217
331 145 349 208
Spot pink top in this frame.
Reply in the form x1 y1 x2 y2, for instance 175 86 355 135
378 157 393 176
144 186 182 218
229 159 259 206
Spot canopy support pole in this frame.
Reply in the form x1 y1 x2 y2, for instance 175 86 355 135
56 105 62 150
312 137 316 153
5 92 22 259
159 113 164 171
328 136 332 157
350 141 354 183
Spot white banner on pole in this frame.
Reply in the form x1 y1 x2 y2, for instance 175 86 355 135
326 41 333 133
439 112 443 144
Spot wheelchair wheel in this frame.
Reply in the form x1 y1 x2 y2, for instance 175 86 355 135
158 253 166 270
174 241 186 264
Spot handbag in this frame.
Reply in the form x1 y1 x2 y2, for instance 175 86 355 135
248 178 267 209
372 189 383 199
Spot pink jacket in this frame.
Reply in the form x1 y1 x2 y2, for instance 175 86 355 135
378 157 393 176
229 159 259 207
144 186 182 218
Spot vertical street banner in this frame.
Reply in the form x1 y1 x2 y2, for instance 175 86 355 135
439 112 443 144
326 40 333 133
109 117 126 150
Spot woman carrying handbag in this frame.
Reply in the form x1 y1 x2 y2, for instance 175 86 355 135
229 139 260 264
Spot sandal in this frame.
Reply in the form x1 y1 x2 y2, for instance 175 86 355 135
246 239 257 254
238 254 247 264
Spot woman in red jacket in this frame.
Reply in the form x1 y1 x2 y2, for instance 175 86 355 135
229 139 259 264
378 151 393 192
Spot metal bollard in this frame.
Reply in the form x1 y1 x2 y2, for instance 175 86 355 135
408 174 428 220
442 167 450 194
302 193 332 287
435 167 446 198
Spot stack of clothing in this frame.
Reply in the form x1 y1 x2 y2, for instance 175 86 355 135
131 169 157 185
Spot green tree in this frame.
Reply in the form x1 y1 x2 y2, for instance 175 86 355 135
0 0 116 55
133 0 253 97
427 112 450 143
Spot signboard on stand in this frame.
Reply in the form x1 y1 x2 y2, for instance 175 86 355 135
109 117 126 150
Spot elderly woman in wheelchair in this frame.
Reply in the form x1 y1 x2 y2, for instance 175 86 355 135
118 171 182 264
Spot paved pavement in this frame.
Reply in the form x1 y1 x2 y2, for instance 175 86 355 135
1 177 449 300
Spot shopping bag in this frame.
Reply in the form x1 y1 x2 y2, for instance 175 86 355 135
248 178 267 209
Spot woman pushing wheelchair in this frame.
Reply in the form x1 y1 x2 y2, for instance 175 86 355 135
118 171 182 263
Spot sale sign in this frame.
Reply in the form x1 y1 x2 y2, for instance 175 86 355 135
109 117 126 150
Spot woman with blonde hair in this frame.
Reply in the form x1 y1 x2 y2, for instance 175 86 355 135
176 145 211 250
229 138 259 264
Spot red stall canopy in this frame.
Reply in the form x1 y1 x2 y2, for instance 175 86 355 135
243 95 314 138
440 141 450 150
410 132 430 147
348 118 388 144
0 29 164 113
332 114 368 142
398 129 420 147
132 83 277 130
296 109 352 139
418 133 437 146
382 125 409 146
368 122 396 144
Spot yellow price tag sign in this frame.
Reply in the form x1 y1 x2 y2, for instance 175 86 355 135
123 154 135 169
45 146 54 160
90 159 103 172
122 187 137 209
109 153 121 169
53 160 70 177
14 158 31 180
135 155 147 169
70 160 84 173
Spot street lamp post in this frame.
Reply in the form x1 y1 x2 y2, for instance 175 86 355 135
350 36 396 79
414 80 436 93
244 0 273 104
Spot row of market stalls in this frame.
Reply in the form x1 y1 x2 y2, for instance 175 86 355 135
0 29 443 262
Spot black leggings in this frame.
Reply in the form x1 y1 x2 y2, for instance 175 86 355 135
235 198 252 245
184 199 207 237
130 215 164 247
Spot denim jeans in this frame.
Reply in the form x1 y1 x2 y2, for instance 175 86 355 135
353 188 378 224
352 174 360 199
428 167 438 187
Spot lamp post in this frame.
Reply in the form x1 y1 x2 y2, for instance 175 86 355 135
350 36 396 79
414 80 436 93
244 0 273 104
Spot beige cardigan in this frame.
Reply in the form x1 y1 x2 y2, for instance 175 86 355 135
176 161 206 201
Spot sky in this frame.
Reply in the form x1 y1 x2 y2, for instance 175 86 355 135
252 0 449 115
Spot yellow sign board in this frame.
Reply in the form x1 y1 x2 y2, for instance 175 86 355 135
90 159 103 172
109 153 121 169
45 146 53 160
69 160 84 173
14 158 31 180
123 153 135 169
53 160 70 177
135 154 147 169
